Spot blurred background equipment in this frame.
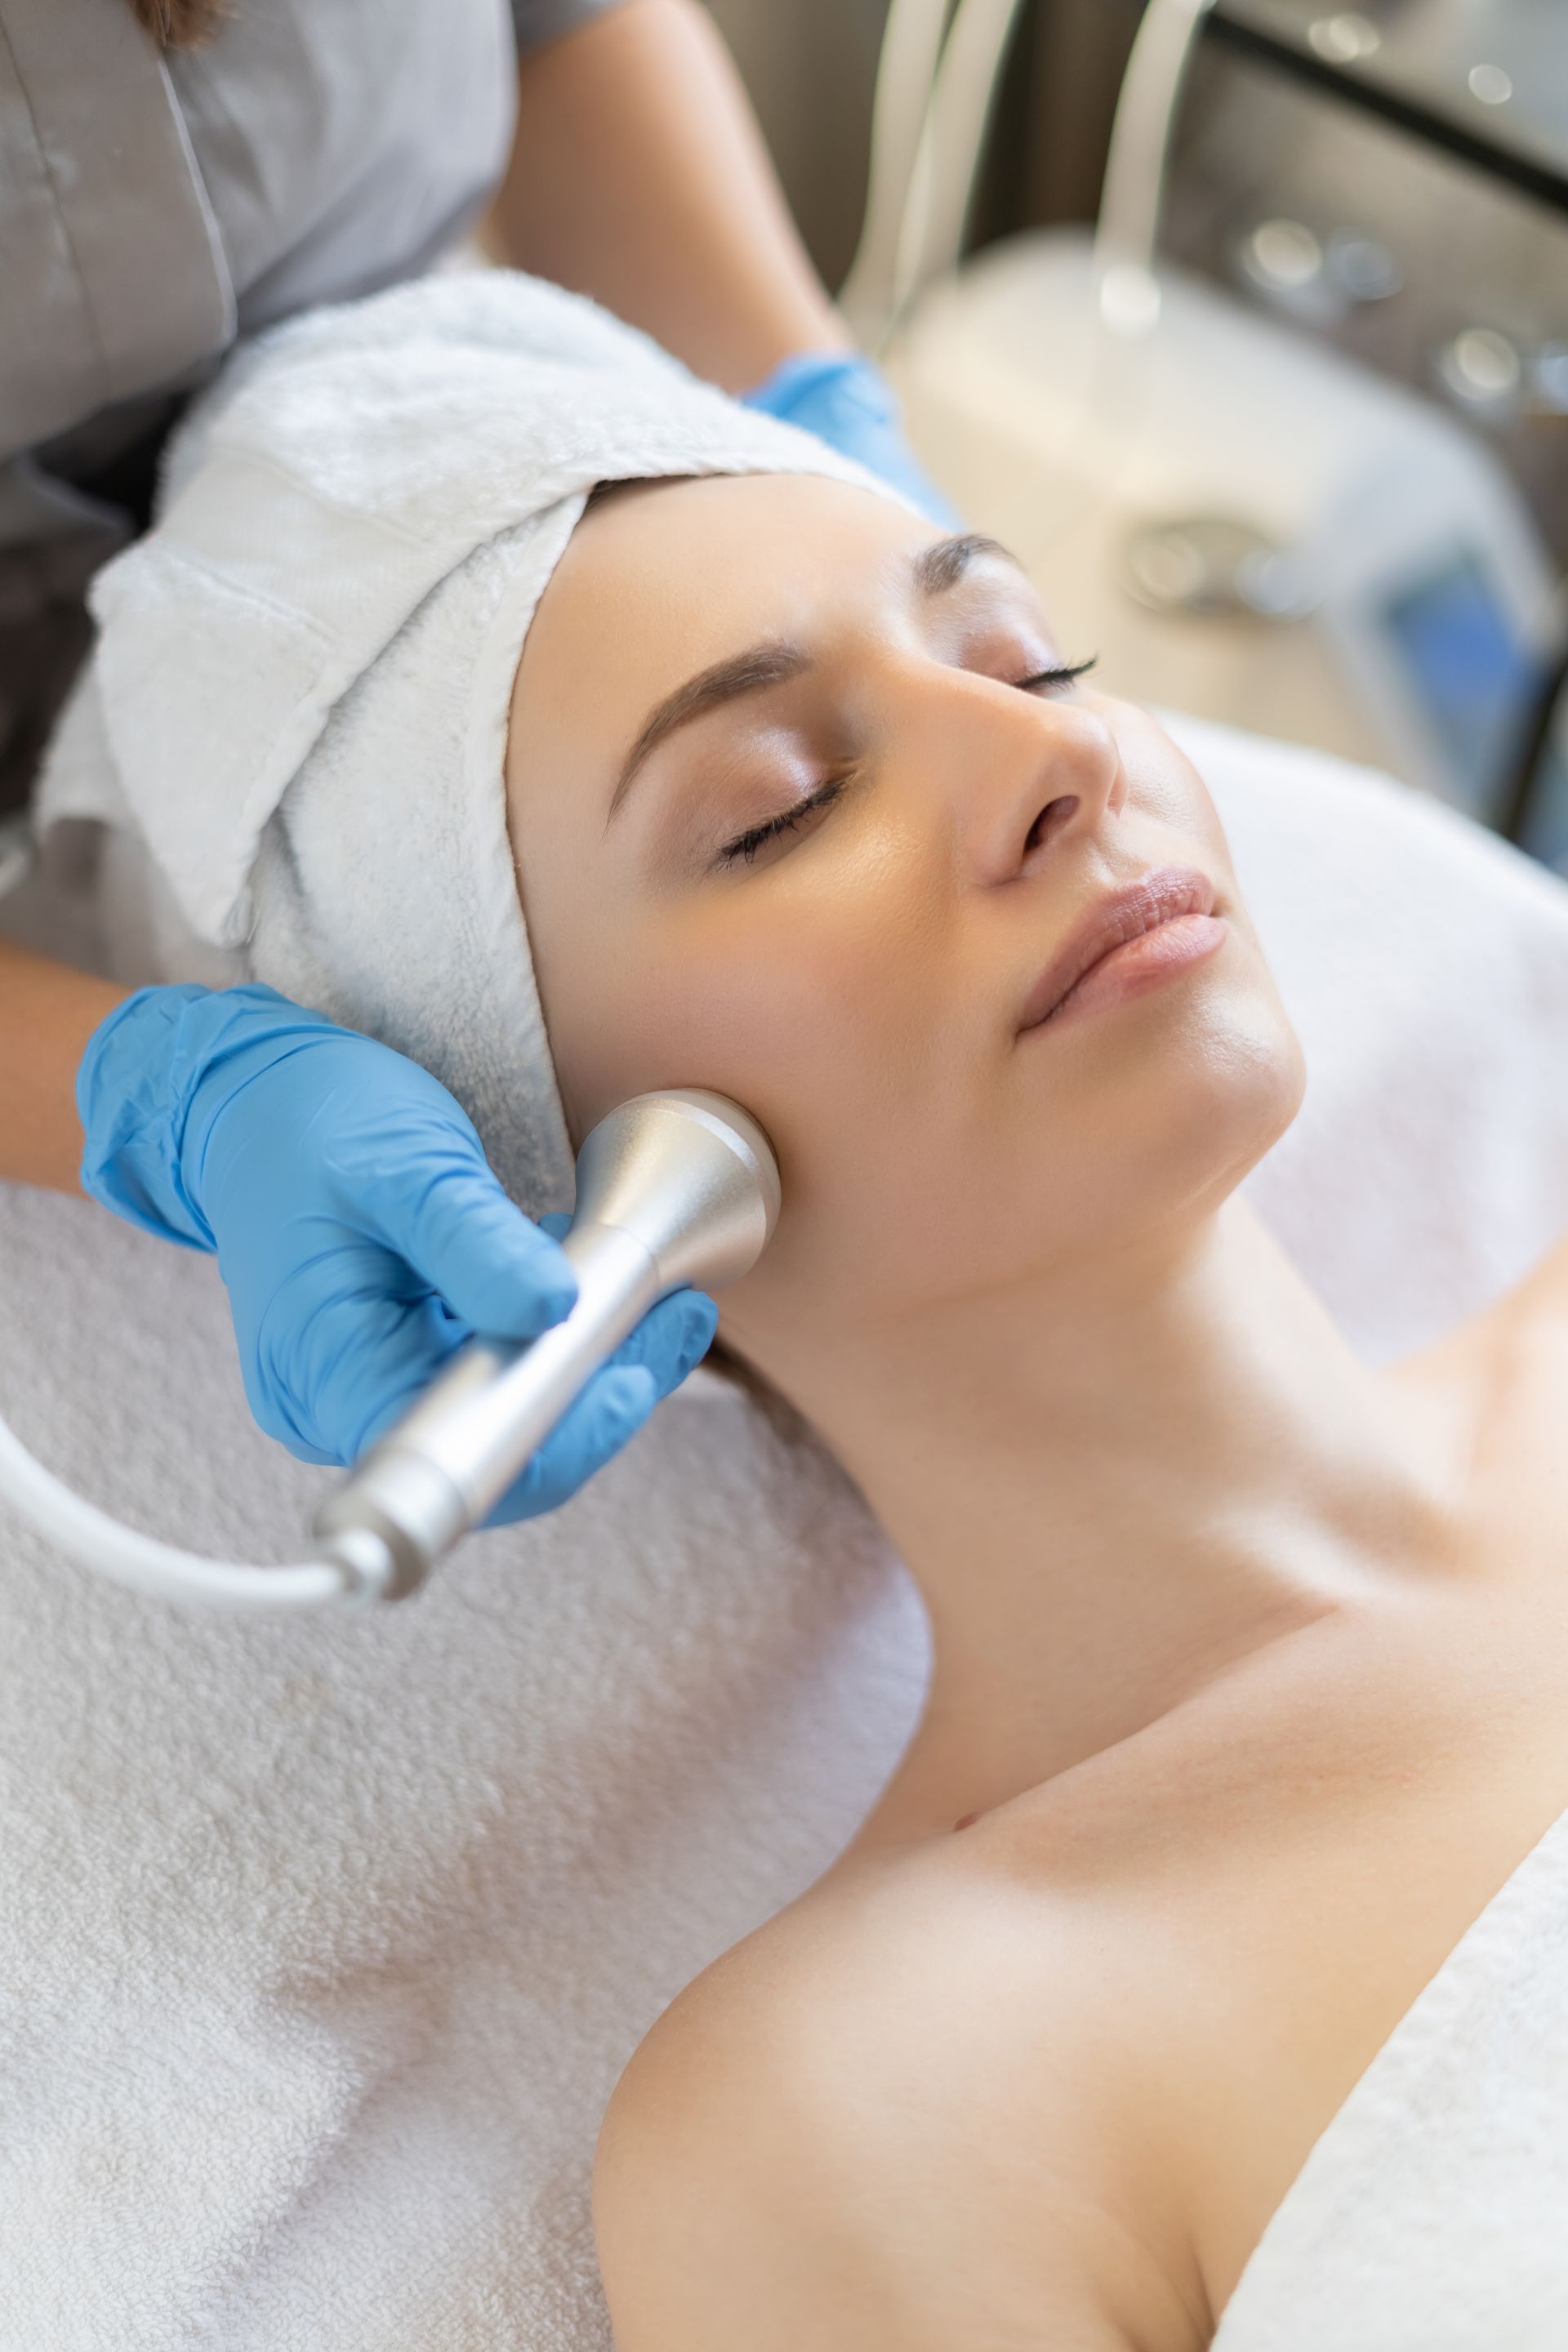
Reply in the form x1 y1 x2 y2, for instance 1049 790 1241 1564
709 0 1568 867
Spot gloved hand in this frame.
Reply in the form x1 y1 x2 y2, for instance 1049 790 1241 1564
741 348 960 527
77 983 716 1521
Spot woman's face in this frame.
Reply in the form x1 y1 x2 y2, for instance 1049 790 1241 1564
507 473 1302 1352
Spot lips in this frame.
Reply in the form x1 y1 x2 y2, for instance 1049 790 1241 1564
1018 866 1219 1032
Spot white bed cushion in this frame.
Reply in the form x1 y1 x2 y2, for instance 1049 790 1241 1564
2 721 1567 2349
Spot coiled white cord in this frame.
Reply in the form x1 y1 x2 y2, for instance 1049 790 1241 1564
900 0 1031 312
840 0 1218 352
0 1405 384 1611
1094 0 1216 324
838 0 953 350
837 0 1030 351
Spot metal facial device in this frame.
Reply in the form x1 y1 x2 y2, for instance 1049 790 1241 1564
0 1090 780 1613
314 1089 779 1601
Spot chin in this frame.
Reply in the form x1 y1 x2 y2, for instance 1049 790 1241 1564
1142 982 1306 1216
998 979 1307 1273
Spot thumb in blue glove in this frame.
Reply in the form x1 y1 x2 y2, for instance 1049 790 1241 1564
77 983 718 1524
741 348 960 528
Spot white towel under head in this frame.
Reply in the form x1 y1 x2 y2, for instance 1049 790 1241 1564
34 269 902 1216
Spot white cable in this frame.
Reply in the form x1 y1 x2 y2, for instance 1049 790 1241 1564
843 0 1216 349
1094 0 1216 333
896 0 1031 314
0 824 357 1610
0 1404 381 1612
838 0 956 350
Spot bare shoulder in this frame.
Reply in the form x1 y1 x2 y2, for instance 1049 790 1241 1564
1396 1221 1568 1521
1415 1219 1568 1365
592 1859 1199 2352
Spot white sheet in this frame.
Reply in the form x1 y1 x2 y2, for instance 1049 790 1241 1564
1213 1803 1568 2348
2 720 1568 2347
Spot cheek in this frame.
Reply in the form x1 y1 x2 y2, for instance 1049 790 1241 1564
554 868 973 1290
602 896 929 1143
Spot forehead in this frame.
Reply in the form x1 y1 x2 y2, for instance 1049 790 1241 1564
509 474 984 817
560 470 936 655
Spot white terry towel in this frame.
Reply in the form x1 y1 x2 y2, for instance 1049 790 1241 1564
1213 1799 1568 2349
33 268 899 1213
5 715 1568 2349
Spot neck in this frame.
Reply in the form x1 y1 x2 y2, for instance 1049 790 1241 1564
759 1202 1450 1827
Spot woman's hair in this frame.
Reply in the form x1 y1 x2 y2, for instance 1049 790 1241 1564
129 0 225 46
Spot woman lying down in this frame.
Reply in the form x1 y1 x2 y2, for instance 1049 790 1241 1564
41 271 1568 2350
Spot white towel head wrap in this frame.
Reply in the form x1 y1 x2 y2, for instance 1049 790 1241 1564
43 273 906 1214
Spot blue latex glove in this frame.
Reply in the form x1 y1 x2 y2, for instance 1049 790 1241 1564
76 983 717 1521
741 349 960 527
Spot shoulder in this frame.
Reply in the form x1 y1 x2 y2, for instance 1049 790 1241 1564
591 1862 1192 2352
591 1915 880 2352
1396 1228 1568 1530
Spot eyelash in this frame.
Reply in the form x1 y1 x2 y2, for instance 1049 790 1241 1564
715 657 1099 867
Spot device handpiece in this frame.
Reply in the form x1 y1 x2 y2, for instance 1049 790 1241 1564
312 1090 780 1600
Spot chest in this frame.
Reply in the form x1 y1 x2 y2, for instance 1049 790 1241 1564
872 1577 1568 2346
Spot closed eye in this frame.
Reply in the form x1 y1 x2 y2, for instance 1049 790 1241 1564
717 772 853 866
714 655 1098 870
1015 657 1098 694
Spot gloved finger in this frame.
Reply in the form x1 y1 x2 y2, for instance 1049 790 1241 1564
500 1295 715 1516
370 1155 577 1342
483 1362 660 1524
876 449 960 530
834 418 960 526
741 350 961 527
602 1289 717 1398
243 1271 470 1467
537 1214 717 1392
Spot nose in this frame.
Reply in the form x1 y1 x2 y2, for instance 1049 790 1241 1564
906 667 1128 886
972 688 1126 886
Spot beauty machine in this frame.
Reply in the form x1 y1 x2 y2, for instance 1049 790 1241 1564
0 1091 780 1613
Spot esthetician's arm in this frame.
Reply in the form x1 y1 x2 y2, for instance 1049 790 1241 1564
0 940 122 1193
0 943 714 1512
492 0 956 518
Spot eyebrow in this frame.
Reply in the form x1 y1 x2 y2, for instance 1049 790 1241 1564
605 532 1026 822
911 531 1021 597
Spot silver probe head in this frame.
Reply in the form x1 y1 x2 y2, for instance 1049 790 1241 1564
314 1090 781 1602
567 1086 780 1293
